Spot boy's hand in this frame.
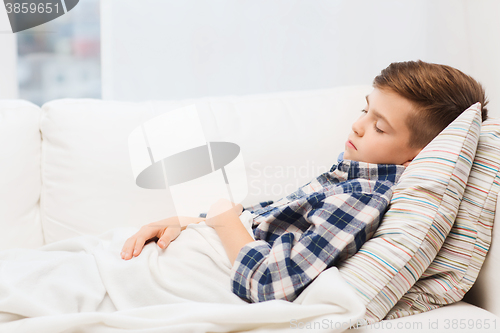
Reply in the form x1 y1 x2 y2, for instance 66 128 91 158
121 217 182 260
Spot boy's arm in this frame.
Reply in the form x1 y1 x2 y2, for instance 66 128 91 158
205 199 255 264
198 200 273 218
178 216 206 231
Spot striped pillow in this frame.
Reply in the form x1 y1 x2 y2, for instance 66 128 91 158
385 117 500 319
337 103 482 324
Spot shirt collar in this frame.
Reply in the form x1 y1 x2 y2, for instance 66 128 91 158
331 152 406 184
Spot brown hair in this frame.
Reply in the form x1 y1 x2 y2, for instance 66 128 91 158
373 60 488 148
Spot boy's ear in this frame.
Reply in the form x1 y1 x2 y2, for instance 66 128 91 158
403 148 423 167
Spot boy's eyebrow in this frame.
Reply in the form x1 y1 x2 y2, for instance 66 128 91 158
365 95 394 130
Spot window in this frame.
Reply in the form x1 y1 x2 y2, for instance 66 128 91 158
17 0 100 106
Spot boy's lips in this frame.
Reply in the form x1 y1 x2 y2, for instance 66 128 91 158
346 140 357 150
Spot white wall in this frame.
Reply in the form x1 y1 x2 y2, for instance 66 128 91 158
0 6 18 99
101 0 500 116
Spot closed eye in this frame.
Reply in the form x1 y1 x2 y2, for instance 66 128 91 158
374 124 384 133
362 109 384 133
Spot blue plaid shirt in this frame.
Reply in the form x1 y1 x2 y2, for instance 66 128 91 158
230 159 405 303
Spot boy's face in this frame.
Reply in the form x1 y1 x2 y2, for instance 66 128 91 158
344 88 422 166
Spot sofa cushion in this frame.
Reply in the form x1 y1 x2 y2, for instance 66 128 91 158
353 301 500 333
337 103 482 323
0 100 44 250
386 117 500 319
39 85 372 243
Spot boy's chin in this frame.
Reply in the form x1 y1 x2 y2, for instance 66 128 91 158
343 151 356 161
343 151 373 164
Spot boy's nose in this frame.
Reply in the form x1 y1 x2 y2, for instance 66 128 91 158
351 118 364 136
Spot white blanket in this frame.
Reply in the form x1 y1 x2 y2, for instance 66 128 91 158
0 211 366 333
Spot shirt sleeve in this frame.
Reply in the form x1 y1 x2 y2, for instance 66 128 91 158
243 200 274 214
229 191 389 303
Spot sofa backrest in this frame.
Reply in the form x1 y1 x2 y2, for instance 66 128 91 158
37 86 371 243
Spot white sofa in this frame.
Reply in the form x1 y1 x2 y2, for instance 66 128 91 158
1 85 499 332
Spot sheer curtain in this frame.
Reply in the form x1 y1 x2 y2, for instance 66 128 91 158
105 0 499 116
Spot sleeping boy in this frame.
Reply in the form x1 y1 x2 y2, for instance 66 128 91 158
120 60 488 303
